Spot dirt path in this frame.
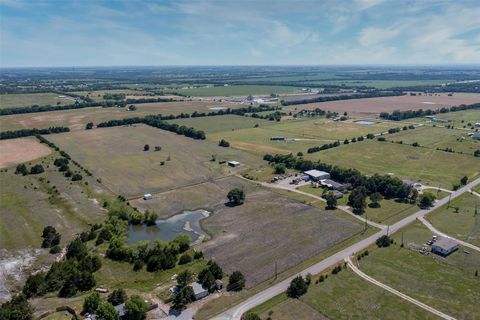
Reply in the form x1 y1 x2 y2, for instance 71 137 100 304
346 256 456 320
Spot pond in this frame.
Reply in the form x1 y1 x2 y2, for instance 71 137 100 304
355 120 377 125
127 209 210 245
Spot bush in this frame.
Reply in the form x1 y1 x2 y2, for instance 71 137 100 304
143 144 150 151
178 253 193 265
286 275 308 298
227 271 245 291
83 292 101 314
227 188 245 206
193 251 204 260
376 235 392 248
418 192 436 208
71 173 83 181
108 289 127 306
218 139 230 147
30 164 44 174
133 260 144 272
15 164 28 176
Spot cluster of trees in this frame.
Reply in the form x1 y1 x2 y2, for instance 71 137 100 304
15 163 45 176
376 235 393 248
103 93 126 100
97 115 206 140
83 289 149 320
307 141 340 154
379 102 480 121
418 192 436 208
197 261 224 292
125 97 177 104
218 139 230 147
287 274 311 298
0 126 70 140
227 188 245 206
22 237 101 298
281 91 404 106
251 110 284 121
0 294 33 320
0 100 126 116
41 226 61 253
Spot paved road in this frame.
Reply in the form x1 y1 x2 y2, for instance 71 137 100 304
418 216 480 253
213 177 480 320
470 190 480 198
346 257 456 320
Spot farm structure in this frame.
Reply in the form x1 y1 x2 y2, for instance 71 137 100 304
431 238 460 257
304 170 330 181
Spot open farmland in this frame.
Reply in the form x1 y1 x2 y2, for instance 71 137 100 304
359 222 480 319
385 126 479 155
69 89 148 101
175 85 300 97
0 93 78 109
306 140 480 188
48 125 262 197
426 193 480 246
166 115 271 134
0 137 52 168
199 186 361 288
0 101 242 132
283 93 480 116
410 109 480 128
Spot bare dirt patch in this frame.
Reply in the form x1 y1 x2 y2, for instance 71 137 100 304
0 137 51 168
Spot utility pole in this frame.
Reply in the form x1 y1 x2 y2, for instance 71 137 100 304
401 232 404 247
364 211 368 231
447 193 452 209
274 261 278 280
387 225 390 237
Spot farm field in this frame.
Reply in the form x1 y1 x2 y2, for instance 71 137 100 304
283 92 480 116
359 222 480 319
255 269 436 320
69 89 148 101
308 79 452 89
409 110 480 128
175 85 300 97
307 140 480 188
197 178 363 287
166 115 271 134
0 137 52 168
426 193 480 246
0 92 78 109
385 125 479 155
0 101 241 132
48 125 262 197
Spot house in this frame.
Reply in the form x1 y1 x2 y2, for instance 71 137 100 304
85 303 126 320
304 170 330 181
143 194 152 200
432 117 449 123
215 279 223 290
472 133 480 140
191 282 209 300
320 179 348 191
431 238 460 256
228 160 241 167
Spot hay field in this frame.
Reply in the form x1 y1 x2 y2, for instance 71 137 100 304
307 140 480 188
166 115 271 134
48 125 263 197
0 101 242 132
0 137 52 169
0 93 77 109
283 93 480 116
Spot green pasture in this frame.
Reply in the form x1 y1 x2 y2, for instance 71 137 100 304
0 92 78 109
176 85 300 97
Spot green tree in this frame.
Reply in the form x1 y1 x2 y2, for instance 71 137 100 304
143 211 158 226
243 313 261 320
418 192 436 209
369 192 383 208
274 163 286 174
208 261 223 279
198 269 215 291
460 176 468 186
177 270 193 289
172 286 195 310
227 188 245 206
0 294 33 320
96 303 119 320
83 292 101 314
218 139 230 147
376 235 392 248
227 271 245 291
348 187 367 214
29 164 44 174
286 275 308 298
66 238 87 260
178 253 192 265
86 122 94 130
124 295 148 320
107 289 127 306
143 144 150 151
325 192 337 210
15 164 28 176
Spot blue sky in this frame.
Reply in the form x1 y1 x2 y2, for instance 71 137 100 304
1 0 479 67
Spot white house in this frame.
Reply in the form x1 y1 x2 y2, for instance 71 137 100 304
431 238 460 256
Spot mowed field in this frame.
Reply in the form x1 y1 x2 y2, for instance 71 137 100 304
0 93 78 109
427 193 480 246
174 85 300 97
283 93 480 116
360 222 480 319
385 126 479 155
166 115 272 134
0 101 243 132
48 125 263 197
0 137 52 169
307 140 480 188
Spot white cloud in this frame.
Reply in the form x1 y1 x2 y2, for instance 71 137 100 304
358 27 399 47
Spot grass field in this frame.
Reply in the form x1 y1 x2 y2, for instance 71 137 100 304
386 126 479 155
0 101 242 132
409 110 480 128
307 140 480 188
166 115 272 134
0 137 52 169
254 268 436 320
360 222 480 319
308 79 452 89
48 125 263 197
69 89 148 101
426 193 480 246
175 85 300 97
0 93 78 109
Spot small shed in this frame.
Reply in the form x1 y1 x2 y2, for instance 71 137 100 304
215 279 223 290
320 179 348 191
143 194 152 200
304 170 330 181
431 238 460 256
191 282 209 300
228 161 241 167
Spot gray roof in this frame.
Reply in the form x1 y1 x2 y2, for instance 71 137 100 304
433 238 459 250
304 170 329 178
191 282 208 295
321 179 344 189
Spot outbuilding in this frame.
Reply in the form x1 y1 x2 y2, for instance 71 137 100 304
320 179 348 191
143 194 152 200
304 169 330 181
228 160 241 167
431 238 460 256
191 282 209 300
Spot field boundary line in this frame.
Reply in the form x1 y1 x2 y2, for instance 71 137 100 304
346 257 456 320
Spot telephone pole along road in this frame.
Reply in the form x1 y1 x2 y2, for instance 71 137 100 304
213 178 480 320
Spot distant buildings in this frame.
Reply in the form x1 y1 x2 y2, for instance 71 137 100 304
304 170 330 181
431 238 460 256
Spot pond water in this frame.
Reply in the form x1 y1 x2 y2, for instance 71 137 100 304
127 209 210 245
355 120 377 125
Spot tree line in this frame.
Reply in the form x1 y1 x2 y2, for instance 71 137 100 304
0 127 69 140
280 91 404 106
379 102 480 121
